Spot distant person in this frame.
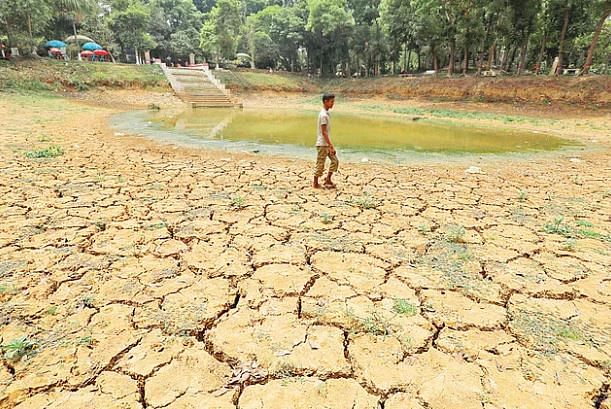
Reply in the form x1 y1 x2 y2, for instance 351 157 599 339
313 93 339 189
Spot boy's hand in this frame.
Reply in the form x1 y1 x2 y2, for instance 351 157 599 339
329 146 336 155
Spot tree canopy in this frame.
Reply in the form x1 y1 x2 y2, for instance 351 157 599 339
1 0 609 75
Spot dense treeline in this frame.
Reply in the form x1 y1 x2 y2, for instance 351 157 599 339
1 0 609 75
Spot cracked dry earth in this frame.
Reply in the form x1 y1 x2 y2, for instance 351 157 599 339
0 92 610 409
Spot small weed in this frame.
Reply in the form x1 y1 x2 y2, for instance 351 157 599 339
348 193 379 209
572 175 583 186
25 145 64 159
392 299 418 316
556 325 583 341
77 336 94 347
575 220 593 228
445 224 466 243
95 221 107 231
37 135 51 142
146 222 166 230
148 103 160 110
543 217 572 237
117 175 125 183
560 238 576 252
417 223 431 234
2 336 37 361
361 312 393 336
46 306 58 315
577 229 611 242
320 213 333 224
517 189 528 202
78 296 95 309
230 196 246 209
511 206 527 225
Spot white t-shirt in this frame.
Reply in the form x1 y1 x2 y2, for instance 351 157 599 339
316 108 331 147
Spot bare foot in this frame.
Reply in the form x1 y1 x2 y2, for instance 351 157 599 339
312 183 322 189
323 182 336 189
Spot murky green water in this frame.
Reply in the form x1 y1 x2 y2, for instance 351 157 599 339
112 108 575 162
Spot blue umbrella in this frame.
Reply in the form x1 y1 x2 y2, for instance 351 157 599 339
82 42 102 51
44 40 66 48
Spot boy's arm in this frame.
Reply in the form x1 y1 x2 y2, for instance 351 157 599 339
321 124 335 155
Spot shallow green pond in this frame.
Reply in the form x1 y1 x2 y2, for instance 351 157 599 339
112 108 575 162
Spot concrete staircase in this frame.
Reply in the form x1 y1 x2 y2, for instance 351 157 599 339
160 64 241 108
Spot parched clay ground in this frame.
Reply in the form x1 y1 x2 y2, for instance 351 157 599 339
0 90 610 409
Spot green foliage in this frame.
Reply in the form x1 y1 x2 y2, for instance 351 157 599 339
392 299 418 316
445 224 466 243
230 195 246 209
0 60 167 91
2 337 37 361
543 217 573 236
320 212 332 224
1 0 608 76
25 145 64 158
200 0 243 61
347 193 379 209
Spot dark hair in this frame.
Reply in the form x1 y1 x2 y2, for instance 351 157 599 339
322 93 335 103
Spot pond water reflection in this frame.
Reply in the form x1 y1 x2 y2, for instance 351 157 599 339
112 108 575 163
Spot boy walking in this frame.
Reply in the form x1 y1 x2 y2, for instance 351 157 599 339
313 93 339 189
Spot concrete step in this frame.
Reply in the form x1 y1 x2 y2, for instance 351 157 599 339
180 93 230 99
191 103 236 108
186 99 234 104
169 69 204 76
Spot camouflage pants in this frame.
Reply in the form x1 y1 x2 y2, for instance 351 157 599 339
314 146 339 177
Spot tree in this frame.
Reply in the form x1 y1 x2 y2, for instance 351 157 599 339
200 0 243 61
55 0 98 60
306 0 354 76
148 0 203 59
110 0 155 63
0 0 55 53
581 0 611 74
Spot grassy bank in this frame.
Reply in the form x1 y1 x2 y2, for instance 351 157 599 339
321 75 611 108
2 60 609 109
214 68 317 92
0 59 168 93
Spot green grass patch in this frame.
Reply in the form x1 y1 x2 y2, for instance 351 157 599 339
346 193 379 209
25 145 64 158
0 59 168 93
392 299 418 316
2 336 37 361
214 69 315 92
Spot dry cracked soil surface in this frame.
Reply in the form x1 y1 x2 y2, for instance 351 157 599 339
0 90 610 409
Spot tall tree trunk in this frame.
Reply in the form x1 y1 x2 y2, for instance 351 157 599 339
582 4 611 75
72 21 81 61
499 45 508 71
320 51 324 77
507 45 517 71
27 13 36 55
448 39 455 76
487 42 496 70
406 49 411 72
432 44 438 73
535 32 547 74
477 43 485 75
417 48 421 72
556 7 571 75
463 45 468 75
517 39 528 75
